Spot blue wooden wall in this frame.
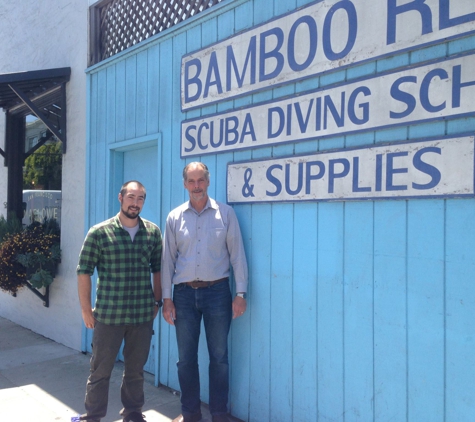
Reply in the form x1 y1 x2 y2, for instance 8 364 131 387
85 0 475 420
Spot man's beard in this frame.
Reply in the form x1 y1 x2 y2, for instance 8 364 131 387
122 206 140 219
191 190 206 201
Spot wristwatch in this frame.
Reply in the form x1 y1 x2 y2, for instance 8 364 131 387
154 300 163 308
236 292 247 299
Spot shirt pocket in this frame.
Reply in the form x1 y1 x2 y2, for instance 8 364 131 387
207 226 227 260
139 243 155 266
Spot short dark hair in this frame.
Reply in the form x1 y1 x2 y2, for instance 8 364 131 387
183 162 209 182
120 180 146 199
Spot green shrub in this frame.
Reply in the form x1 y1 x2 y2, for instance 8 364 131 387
0 219 60 293
0 213 23 242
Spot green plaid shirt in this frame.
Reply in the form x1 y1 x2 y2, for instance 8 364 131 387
77 214 162 325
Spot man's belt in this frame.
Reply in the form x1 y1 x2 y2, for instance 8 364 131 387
184 277 228 289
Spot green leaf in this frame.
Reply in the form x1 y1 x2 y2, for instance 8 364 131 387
29 270 54 289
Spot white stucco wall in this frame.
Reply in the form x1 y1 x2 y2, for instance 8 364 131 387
0 1 88 350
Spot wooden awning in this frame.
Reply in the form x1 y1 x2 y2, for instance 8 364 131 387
0 67 70 153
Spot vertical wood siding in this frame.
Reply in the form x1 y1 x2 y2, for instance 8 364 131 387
86 0 475 420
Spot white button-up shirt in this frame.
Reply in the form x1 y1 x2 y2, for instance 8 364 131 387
161 197 248 299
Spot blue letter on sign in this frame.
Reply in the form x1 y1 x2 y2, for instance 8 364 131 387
420 68 448 113
266 165 283 196
412 147 441 189
259 28 285 82
328 158 350 193
204 52 223 99
184 58 202 103
439 0 475 29
452 65 475 108
226 36 257 91
306 161 325 194
390 76 417 119
387 0 433 45
288 16 318 72
386 151 408 191
323 1 357 60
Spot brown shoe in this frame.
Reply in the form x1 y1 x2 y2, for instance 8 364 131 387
172 414 202 422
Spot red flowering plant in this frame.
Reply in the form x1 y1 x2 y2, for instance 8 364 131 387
0 218 60 293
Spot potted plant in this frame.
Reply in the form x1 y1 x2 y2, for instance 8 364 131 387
0 217 61 294
17 242 61 288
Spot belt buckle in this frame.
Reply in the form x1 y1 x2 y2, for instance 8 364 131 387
191 280 209 289
191 281 203 289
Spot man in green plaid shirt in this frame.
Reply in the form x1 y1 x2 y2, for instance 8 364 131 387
77 181 162 422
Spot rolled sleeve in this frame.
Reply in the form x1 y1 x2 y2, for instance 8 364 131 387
76 228 99 275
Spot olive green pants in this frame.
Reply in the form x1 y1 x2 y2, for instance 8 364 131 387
83 320 153 421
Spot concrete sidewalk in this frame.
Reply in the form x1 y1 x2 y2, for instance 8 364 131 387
0 317 237 422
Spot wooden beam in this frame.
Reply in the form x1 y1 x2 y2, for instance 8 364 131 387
24 130 54 159
8 83 65 144
6 113 24 222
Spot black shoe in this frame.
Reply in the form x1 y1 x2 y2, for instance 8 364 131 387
172 413 202 422
123 412 146 422
212 415 230 422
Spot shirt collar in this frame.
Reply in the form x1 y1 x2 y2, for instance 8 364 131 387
186 197 218 215
113 213 144 230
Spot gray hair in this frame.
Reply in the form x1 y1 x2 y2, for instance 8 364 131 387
183 162 209 182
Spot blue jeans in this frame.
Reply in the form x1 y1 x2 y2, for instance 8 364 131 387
173 280 232 417
84 320 153 421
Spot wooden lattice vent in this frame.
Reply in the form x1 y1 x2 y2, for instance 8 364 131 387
90 0 223 65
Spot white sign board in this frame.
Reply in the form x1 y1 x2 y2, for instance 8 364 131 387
22 190 62 225
182 0 475 109
227 135 475 203
182 52 475 157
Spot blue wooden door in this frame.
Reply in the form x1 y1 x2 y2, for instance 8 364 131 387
120 145 160 376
